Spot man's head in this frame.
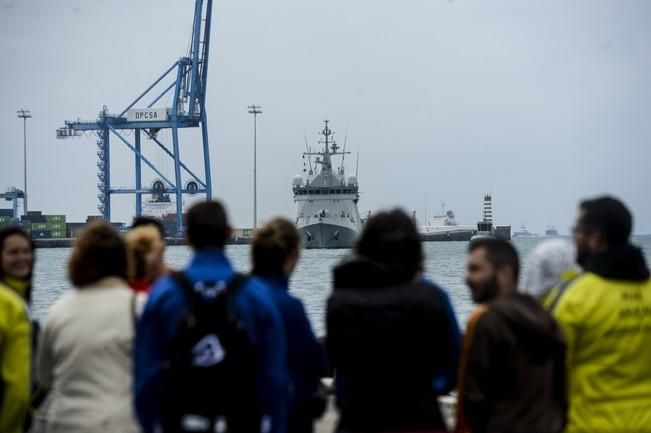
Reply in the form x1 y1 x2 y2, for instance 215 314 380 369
574 196 632 265
131 216 166 239
185 200 231 250
355 208 423 282
466 238 519 303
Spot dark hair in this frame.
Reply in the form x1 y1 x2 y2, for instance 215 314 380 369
0 226 35 303
131 216 166 239
355 208 423 280
579 196 632 246
469 237 520 281
68 221 127 287
252 218 300 277
186 200 230 249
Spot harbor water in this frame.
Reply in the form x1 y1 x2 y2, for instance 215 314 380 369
31 236 651 335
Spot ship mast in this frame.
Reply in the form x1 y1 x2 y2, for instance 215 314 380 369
302 119 351 176
319 119 334 173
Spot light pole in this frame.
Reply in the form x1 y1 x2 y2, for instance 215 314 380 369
17 109 31 215
248 105 262 230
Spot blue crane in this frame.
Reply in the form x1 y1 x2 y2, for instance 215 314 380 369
56 0 214 235
0 188 25 219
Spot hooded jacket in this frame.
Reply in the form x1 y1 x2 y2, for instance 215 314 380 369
553 244 651 433
327 255 458 433
459 293 567 433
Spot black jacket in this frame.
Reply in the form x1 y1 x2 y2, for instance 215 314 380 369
327 256 456 433
462 293 567 433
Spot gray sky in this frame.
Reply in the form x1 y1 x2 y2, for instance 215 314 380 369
1 0 650 234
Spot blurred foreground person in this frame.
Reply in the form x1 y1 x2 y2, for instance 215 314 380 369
251 218 329 433
125 224 166 293
0 226 35 303
33 222 140 433
135 200 290 433
0 227 33 433
520 238 579 309
458 238 566 433
554 197 651 432
327 209 457 433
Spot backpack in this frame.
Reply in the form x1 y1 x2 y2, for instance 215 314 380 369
160 271 262 433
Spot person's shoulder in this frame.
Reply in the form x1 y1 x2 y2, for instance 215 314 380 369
468 304 493 329
0 285 29 322
236 275 278 310
144 274 185 312
421 277 447 293
0 284 24 307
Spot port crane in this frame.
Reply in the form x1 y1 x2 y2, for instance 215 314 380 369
0 188 25 219
56 0 214 235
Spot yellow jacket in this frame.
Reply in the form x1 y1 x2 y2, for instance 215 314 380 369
0 283 31 433
554 272 651 433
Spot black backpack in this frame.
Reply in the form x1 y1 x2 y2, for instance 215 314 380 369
160 271 262 433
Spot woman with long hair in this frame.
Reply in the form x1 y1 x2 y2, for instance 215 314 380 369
33 221 140 433
327 209 458 433
0 226 34 432
251 218 329 433
125 224 166 293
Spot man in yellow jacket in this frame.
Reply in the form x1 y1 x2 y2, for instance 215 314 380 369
0 282 31 433
554 196 651 433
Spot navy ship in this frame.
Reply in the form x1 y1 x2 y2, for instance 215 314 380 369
293 120 361 248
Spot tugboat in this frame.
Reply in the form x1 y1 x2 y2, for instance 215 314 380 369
513 223 538 238
545 225 560 236
293 120 361 249
470 194 511 242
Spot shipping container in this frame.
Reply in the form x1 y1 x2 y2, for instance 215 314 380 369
27 211 42 216
46 223 66 230
0 209 13 217
23 215 46 223
50 231 67 238
45 215 66 223
31 230 51 238
0 216 14 222
31 223 49 230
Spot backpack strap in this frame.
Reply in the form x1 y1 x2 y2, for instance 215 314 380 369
547 274 582 312
171 271 249 306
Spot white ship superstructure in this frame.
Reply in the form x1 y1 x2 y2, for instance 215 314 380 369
293 120 361 248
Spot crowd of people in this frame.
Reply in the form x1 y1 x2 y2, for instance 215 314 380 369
0 195 650 433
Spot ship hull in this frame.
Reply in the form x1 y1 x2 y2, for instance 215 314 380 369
494 225 511 241
299 223 358 249
420 230 474 242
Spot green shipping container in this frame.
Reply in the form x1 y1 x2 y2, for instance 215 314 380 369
32 223 48 230
45 215 66 223
50 231 67 238
0 216 14 222
46 223 66 230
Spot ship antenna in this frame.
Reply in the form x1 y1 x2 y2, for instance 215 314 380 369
303 130 313 174
340 128 348 174
355 151 359 176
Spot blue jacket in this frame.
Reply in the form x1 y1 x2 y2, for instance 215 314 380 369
134 249 290 433
423 278 461 394
254 275 328 408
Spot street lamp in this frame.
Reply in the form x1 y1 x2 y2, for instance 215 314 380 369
248 105 262 230
17 109 31 215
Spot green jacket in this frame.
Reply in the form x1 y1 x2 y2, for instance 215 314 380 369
553 244 651 433
0 283 31 433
